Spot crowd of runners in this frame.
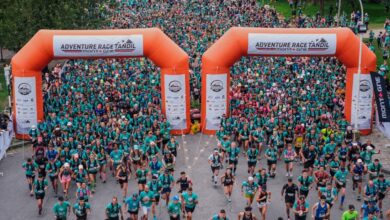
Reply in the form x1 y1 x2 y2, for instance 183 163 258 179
18 0 390 220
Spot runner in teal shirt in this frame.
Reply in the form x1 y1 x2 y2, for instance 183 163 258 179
181 187 198 218
167 196 182 219
53 196 70 220
125 193 140 219
105 196 123 220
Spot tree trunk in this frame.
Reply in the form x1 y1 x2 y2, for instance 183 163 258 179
320 0 325 15
0 48 3 61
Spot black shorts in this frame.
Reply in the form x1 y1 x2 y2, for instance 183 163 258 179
299 189 309 197
76 215 87 220
26 174 35 179
138 179 146 185
378 192 385 200
248 161 257 167
304 161 314 169
108 217 119 220
55 216 66 220
170 216 180 220
285 196 295 204
336 182 346 189
352 175 362 183
35 193 45 200
185 206 195 213
49 175 58 182
211 166 220 173
267 160 276 166
228 160 238 166
162 187 171 194
295 214 307 220
128 209 139 215
154 195 160 204
223 181 233 186
119 178 128 185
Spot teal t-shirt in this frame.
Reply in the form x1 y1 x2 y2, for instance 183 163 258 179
125 197 140 212
140 190 154 207
106 203 121 218
73 203 90 217
334 170 349 183
168 202 182 216
53 201 70 218
182 192 198 208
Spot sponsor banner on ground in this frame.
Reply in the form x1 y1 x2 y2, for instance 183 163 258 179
14 77 37 134
248 33 337 55
164 74 187 130
351 74 373 130
53 35 143 57
206 74 227 131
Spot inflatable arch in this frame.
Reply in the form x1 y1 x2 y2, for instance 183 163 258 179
12 28 191 139
201 27 376 135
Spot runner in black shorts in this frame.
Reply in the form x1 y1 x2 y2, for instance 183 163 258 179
209 149 222 185
220 168 235 202
281 178 299 220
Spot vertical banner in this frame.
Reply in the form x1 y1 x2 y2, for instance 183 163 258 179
351 74 373 130
164 74 187 130
371 72 390 122
205 74 227 130
14 77 37 134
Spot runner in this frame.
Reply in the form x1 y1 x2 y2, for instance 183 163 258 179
238 206 258 220
281 178 299 220
210 209 228 220
313 166 330 190
46 158 59 196
256 186 271 220
159 169 174 206
251 126 265 154
334 166 349 210
241 176 259 206
139 185 154 220
76 182 91 202
283 143 297 177
297 169 314 198
360 202 380 220
367 159 382 180
176 171 192 194
246 146 259 175
311 196 330 220
209 149 222 185
327 157 340 184
374 174 389 218
116 163 129 202
53 196 71 220
22 157 38 196
147 174 163 219
59 162 72 199
220 168 235 202
181 187 198 220
167 195 182 220
149 156 163 177
86 153 100 193
72 197 91 220
318 182 338 209
255 168 269 191
124 193 140 220
226 142 240 176
301 144 318 176
105 196 124 220
97 147 107 183
165 137 179 157
136 164 149 193
162 150 176 173
363 180 379 205
264 145 278 178
110 145 124 177
292 195 309 220
33 174 48 215
351 159 366 201
341 204 359 220
73 164 88 189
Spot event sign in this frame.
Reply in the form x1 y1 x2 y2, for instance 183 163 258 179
14 77 37 134
248 33 337 55
164 74 187 130
53 35 144 57
206 74 227 130
371 72 390 122
351 74 373 129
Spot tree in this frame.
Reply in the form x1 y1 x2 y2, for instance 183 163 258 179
0 0 109 53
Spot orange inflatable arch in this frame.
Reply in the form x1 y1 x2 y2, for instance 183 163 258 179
201 27 376 135
12 28 191 139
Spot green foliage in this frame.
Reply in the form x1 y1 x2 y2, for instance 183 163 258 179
0 0 109 51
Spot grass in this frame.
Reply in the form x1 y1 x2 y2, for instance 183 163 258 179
363 38 389 67
266 0 388 28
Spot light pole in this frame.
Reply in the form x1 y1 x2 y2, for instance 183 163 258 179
354 0 365 141
337 0 342 24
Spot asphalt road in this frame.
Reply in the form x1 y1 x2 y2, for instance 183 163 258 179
0 134 388 220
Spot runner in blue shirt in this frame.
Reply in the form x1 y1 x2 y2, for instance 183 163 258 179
125 193 140 220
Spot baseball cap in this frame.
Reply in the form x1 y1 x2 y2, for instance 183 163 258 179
173 195 179 201
357 159 363 163
248 176 254 181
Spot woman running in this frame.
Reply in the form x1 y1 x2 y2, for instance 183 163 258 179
220 168 235 202
116 163 129 202
256 186 271 220
76 182 92 202
22 157 38 196
86 153 100 193
59 162 72 199
136 164 149 193
97 147 107 183
45 158 59 196
283 143 297 177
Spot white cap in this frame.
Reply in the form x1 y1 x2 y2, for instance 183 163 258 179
64 163 70 168
31 125 36 129
366 146 373 151
78 165 84 169
67 122 72 126
248 176 254 181
357 159 363 163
